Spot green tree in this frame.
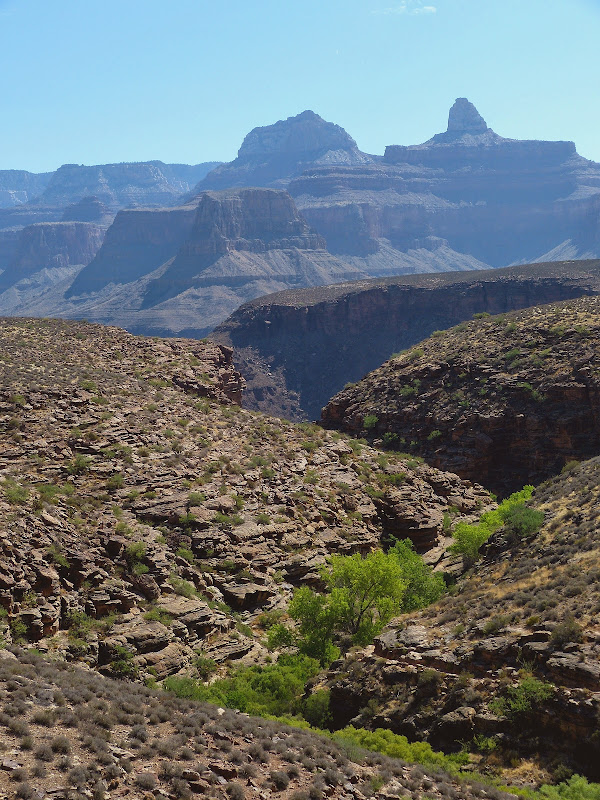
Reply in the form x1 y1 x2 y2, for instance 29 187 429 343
324 550 408 644
388 539 445 611
288 587 340 665
287 541 443 664
450 485 539 566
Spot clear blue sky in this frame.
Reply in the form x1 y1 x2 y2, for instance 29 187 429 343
1 0 599 172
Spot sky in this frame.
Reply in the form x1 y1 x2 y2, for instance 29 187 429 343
1 0 599 172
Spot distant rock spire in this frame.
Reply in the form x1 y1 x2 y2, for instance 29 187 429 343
447 98 489 135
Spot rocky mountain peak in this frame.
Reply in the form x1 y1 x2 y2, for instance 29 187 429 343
447 97 489 135
237 109 359 160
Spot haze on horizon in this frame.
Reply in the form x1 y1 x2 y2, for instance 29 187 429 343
1 0 599 172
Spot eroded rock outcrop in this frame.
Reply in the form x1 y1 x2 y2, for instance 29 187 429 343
51 188 365 335
0 221 105 291
290 99 600 269
194 110 374 192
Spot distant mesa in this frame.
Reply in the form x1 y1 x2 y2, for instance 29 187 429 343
384 96 576 165
1 100 600 337
53 187 363 337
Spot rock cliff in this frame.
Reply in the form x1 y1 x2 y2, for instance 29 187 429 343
0 222 105 292
212 259 600 421
48 188 364 335
322 293 600 496
34 160 221 210
0 168 52 207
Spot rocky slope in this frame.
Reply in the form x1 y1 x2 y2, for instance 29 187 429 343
318 456 600 781
212 259 600 421
0 317 488 684
322 293 600 496
0 650 515 800
0 188 364 337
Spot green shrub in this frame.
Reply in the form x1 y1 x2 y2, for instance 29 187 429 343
536 775 600 800
193 655 218 680
165 653 321 719
66 610 93 641
333 726 467 772
502 503 544 540
168 575 198 598
125 541 147 567
144 608 173 626
106 473 124 490
109 645 138 679
176 546 195 563
302 689 331 728
491 676 553 718
450 485 537 566
3 480 29 505
363 414 378 431
188 492 206 506
65 454 91 475
549 617 584 649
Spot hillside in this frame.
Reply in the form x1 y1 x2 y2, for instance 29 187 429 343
0 648 520 800
319 456 600 782
0 317 488 682
322 294 600 496
212 259 600 421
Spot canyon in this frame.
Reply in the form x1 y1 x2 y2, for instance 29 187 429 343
1 100 600 339
212 258 600 421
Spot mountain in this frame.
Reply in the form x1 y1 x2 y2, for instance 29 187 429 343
2 102 600 337
0 161 222 248
0 221 105 293
212 259 600 421
34 160 222 210
321 293 600 496
193 110 374 192
0 188 362 337
319 454 600 781
289 98 600 272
